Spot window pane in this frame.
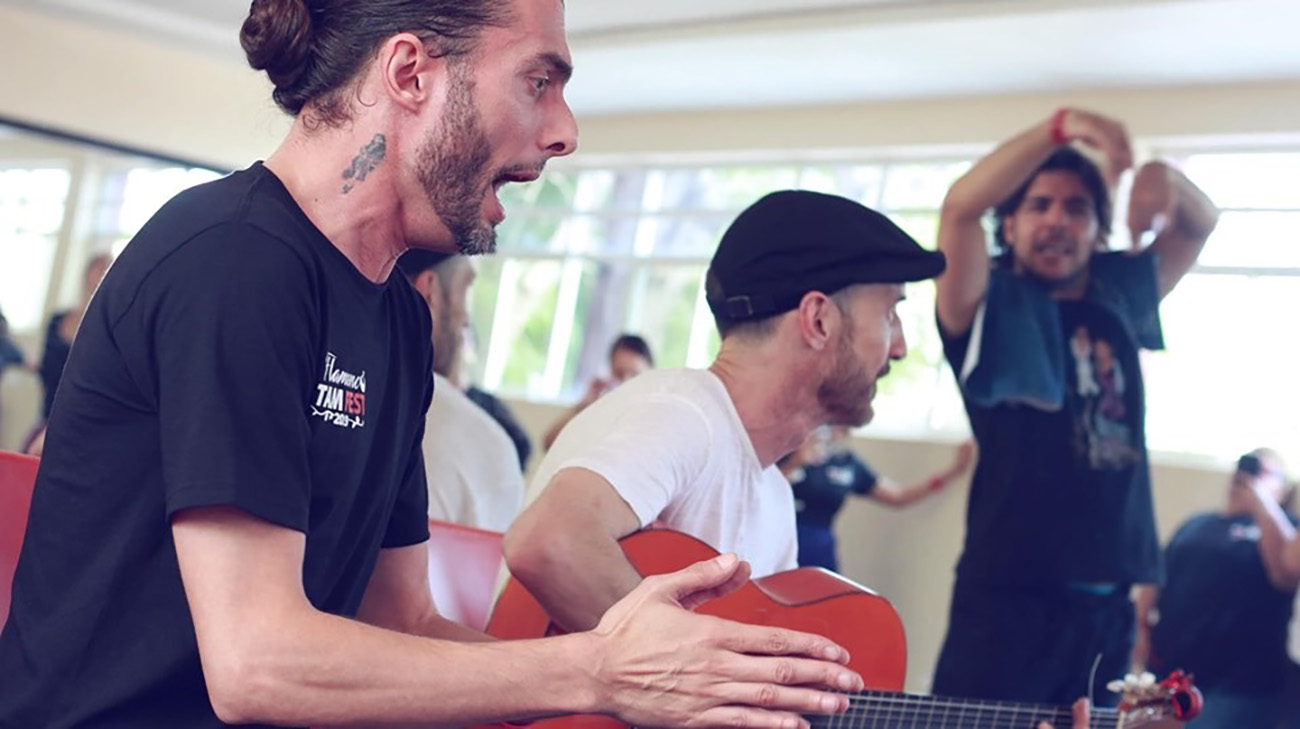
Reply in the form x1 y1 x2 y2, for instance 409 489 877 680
801 165 885 207
118 167 221 235
481 259 566 395
700 167 801 209
1195 211 1300 269
890 213 940 250
1145 273 1300 459
634 214 731 258
0 233 59 331
0 168 71 331
645 167 800 212
1182 153 1300 210
881 161 969 210
498 171 578 213
867 280 948 433
624 264 708 371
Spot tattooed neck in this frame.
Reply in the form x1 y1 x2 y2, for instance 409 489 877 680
341 134 387 194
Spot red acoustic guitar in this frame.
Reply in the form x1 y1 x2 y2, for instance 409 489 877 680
487 529 1201 729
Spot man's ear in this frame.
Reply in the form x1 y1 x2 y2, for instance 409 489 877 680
794 291 838 352
1001 215 1016 247
377 32 446 112
412 270 443 306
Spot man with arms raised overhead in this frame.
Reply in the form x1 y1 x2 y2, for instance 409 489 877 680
932 107 1218 706
0 2 868 727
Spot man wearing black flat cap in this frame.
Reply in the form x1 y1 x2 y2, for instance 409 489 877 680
505 190 945 632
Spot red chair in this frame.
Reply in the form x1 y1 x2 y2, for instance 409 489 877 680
0 450 39 626
425 519 505 632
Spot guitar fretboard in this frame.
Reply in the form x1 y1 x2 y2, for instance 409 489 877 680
807 690 1122 729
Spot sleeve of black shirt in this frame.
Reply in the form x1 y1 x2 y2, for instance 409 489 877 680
132 223 319 533
383 364 434 548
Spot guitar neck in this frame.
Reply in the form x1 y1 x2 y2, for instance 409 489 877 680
808 690 1120 729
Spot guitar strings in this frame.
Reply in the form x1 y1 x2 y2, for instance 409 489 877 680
811 692 1123 729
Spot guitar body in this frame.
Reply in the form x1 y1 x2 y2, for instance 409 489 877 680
484 529 1198 728
486 529 907 729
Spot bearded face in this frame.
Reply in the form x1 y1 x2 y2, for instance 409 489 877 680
816 320 880 428
415 63 498 256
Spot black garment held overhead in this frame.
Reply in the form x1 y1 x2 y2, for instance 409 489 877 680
939 253 1162 587
0 163 434 729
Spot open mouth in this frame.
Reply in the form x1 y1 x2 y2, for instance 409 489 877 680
492 168 542 192
1032 236 1077 257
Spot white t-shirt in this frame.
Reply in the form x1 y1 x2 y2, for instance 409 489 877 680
423 373 525 533
524 368 797 577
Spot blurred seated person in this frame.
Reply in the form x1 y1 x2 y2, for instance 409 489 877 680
398 250 526 532
541 333 654 450
25 253 114 454
779 426 975 571
458 326 533 472
0 307 28 373
1133 449 1295 729
1 307 33 437
39 252 112 420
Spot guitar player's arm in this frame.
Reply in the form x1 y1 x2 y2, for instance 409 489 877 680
504 467 645 632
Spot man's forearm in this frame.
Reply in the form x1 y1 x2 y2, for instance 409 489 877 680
942 115 1060 222
513 533 644 633
1250 492 1299 589
211 606 601 727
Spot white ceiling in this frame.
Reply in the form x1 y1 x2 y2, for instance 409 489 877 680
3 0 1299 116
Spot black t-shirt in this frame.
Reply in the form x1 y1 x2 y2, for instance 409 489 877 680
941 256 1161 586
0 163 434 729
790 452 878 529
1151 512 1296 695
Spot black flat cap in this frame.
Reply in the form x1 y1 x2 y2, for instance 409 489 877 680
706 190 946 322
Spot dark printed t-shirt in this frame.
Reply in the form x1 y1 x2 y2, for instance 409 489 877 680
941 254 1161 586
790 452 878 529
1151 513 1297 695
0 163 433 729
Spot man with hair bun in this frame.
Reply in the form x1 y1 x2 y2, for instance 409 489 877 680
0 2 866 728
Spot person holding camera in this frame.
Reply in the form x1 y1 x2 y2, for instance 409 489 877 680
1133 449 1295 728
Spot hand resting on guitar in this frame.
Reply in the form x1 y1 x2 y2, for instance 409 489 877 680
593 551 867 728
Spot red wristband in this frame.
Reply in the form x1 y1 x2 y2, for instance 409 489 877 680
1050 107 1071 146
928 475 946 492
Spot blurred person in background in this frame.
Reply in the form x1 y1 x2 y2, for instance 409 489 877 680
779 426 975 571
1135 449 1294 728
541 333 654 450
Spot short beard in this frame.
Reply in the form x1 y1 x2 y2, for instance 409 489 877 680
415 63 496 256
1015 253 1091 294
816 324 875 428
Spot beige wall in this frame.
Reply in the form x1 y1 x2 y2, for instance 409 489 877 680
498 398 1228 692
2 5 1298 168
0 6 288 169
